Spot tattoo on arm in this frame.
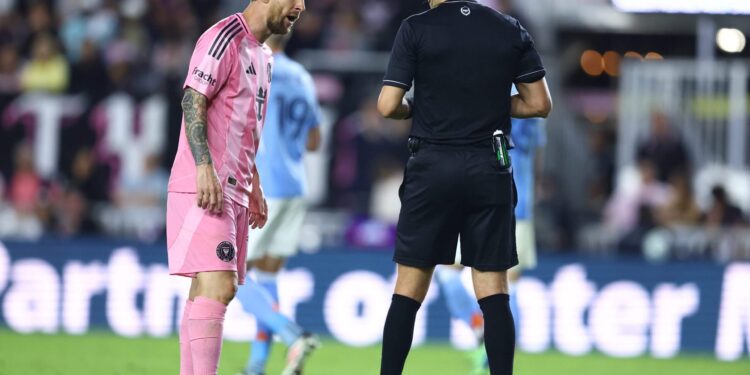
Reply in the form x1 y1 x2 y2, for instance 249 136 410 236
181 88 212 165
182 87 212 165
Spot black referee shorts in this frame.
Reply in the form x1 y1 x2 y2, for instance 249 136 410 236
394 140 518 272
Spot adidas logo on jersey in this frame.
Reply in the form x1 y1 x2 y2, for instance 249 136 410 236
246 63 256 75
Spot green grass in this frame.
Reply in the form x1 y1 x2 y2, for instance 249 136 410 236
0 330 748 375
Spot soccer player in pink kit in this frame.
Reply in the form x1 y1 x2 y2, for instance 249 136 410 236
166 1 305 374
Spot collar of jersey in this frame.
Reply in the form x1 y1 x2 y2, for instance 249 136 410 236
233 13 262 46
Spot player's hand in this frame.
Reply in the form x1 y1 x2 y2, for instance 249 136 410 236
248 184 267 229
196 164 223 214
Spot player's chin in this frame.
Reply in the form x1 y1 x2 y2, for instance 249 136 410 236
274 27 293 35
269 18 294 35
269 24 291 35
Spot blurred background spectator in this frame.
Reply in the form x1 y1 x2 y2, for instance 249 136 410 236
331 96 409 215
1 142 44 239
654 171 702 228
20 32 69 93
0 44 20 94
704 185 748 228
104 152 168 241
636 111 691 183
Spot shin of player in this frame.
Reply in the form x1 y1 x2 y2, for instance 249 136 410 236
166 1 305 374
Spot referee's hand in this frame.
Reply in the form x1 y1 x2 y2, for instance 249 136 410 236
196 164 223 214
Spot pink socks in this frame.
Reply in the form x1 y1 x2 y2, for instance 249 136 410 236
179 300 194 375
187 297 227 375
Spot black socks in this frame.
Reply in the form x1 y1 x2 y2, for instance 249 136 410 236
380 293 514 375
479 293 515 375
380 294 421 375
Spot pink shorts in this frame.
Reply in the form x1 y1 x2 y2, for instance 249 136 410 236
166 192 249 284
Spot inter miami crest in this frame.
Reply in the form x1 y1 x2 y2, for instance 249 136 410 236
256 87 267 121
216 241 235 262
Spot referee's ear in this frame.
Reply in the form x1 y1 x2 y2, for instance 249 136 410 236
378 85 408 119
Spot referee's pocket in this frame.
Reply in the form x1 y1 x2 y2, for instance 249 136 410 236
399 155 417 201
471 159 513 205
398 161 409 202
491 159 513 175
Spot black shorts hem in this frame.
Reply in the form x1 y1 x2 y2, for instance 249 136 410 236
461 261 519 272
393 255 453 269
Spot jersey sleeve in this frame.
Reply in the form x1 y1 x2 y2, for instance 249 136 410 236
383 20 417 90
514 22 546 84
302 72 321 130
183 25 239 100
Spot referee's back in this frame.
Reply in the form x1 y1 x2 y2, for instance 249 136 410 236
383 0 545 144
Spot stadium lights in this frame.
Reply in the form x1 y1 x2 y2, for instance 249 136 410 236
716 28 746 54
581 50 604 76
581 50 665 77
612 0 750 15
603 51 621 76
623 51 644 60
644 52 664 60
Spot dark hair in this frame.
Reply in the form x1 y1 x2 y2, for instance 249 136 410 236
711 185 727 203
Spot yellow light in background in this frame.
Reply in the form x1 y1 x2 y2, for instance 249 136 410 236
624 51 643 60
581 50 604 76
644 52 664 60
603 51 621 76
716 28 746 53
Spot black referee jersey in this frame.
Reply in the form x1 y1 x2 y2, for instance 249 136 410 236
383 0 546 145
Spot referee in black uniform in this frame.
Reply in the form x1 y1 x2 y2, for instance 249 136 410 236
377 1 552 374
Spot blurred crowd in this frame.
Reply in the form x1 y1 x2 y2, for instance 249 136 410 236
575 111 750 261
0 0 424 241
0 0 424 99
0 0 748 261
605 112 747 236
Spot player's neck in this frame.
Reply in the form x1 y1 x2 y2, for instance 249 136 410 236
429 0 448 9
243 4 272 43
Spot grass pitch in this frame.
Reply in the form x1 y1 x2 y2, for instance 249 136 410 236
0 330 747 375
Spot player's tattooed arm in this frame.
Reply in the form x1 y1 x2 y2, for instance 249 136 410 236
181 88 212 165
182 87 222 212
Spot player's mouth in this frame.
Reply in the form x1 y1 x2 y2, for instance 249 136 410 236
284 14 299 27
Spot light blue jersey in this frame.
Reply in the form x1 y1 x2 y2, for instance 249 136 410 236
256 53 321 198
510 117 545 220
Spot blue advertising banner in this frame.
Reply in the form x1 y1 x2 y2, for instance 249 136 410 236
0 239 748 361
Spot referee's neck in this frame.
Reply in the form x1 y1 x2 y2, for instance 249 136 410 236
428 0 449 9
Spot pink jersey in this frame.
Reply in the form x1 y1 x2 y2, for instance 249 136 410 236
168 13 273 208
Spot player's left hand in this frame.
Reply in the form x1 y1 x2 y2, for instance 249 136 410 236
249 184 268 229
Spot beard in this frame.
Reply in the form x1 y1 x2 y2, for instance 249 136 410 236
266 2 292 35
267 17 290 35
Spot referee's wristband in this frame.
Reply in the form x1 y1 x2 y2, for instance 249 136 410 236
405 97 414 120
